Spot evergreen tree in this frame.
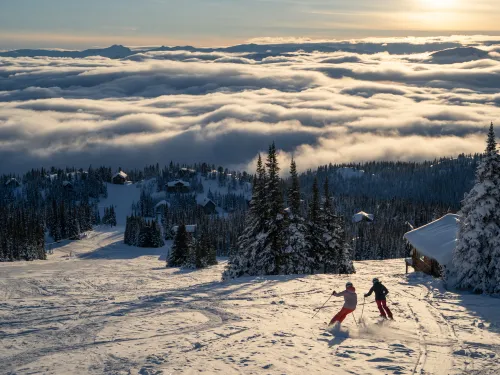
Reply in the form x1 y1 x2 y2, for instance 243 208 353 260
196 225 218 268
169 224 190 267
138 220 153 247
288 158 301 216
322 177 355 274
223 154 267 279
451 123 500 293
93 205 101 225
151 220 165 248
260 142 286 274
305 177 325 273
283 158 309 274
68 206 80 240
255 154 268 227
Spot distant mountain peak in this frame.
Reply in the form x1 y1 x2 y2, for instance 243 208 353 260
430 47 489 63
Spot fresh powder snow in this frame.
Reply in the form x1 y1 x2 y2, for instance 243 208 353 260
1 226 500 374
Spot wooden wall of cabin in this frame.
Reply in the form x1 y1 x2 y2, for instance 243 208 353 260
411 248 442 277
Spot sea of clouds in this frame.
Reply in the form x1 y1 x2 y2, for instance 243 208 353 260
1 36 500 174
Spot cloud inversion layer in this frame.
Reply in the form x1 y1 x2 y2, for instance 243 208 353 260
0 36 499 174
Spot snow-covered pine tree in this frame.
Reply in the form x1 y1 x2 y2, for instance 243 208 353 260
288 159 301 216
258 142 286 274
109 206 117 227
196 225 217 268
137 220 150 247
102 207 109 226
451 123 500 293
206 230 218 266
93 205 101 225
169 224 190 267
48 199 61 242
131 216 141 246
151 220 165 248
322 177 355 274
68 206 81 240
223 154 267 279
59 200 67 240
322 177 340 273
195 230 207 269
305 177 325 273
183 238 197 269
283 158 309 274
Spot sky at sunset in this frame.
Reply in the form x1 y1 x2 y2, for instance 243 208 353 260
1 1 500 173
1 0 499 49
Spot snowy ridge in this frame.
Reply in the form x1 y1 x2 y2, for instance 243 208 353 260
1 228 499 374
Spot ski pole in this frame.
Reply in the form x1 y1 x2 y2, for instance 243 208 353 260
359 296 366 322
352 312 359 327
312 294 332 319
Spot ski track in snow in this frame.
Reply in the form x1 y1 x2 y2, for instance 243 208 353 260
1 228 500 375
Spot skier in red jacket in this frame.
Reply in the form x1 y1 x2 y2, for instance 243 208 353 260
328 282 358 326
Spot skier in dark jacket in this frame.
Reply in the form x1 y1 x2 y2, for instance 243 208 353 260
364 278 393 319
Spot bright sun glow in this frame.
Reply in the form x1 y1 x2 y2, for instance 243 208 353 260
420 0 456 9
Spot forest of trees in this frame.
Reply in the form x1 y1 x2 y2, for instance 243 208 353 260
124 216 164 248
223 143 354 278
167 223 217 269
0 143 485 266
295 155 480 261
0 167 108 261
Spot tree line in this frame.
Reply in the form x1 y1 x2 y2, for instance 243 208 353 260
223 143 354 279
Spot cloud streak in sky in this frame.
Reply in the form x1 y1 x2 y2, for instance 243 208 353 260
0 36 499 174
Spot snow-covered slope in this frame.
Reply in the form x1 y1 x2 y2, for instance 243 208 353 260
1 227 500 374
99 182 141 225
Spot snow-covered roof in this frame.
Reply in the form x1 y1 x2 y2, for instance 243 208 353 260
196 196 215 207
172 225 197 233
5 178 19 186
167 180 190 188
113 171 128 179
155 200 170 209
403 214 460 266
352 211 374 223
62 180 72 187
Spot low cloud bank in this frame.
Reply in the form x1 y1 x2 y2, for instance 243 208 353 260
0 36 499 174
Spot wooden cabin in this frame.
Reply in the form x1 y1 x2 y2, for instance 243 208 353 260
178 168 196 179
112 171 128 185
5 178 20 188
197 197 217 215
403 214 460 277
166 180 191 193
62 180 74 191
